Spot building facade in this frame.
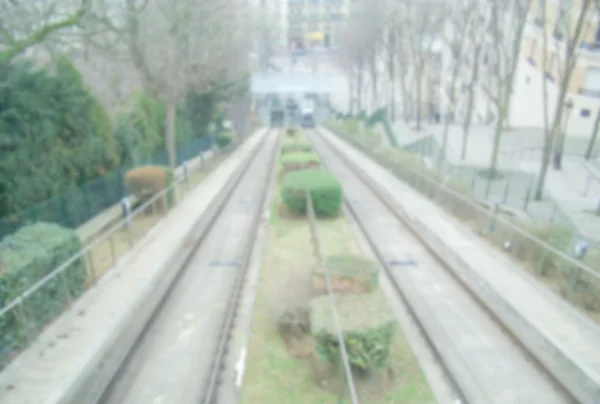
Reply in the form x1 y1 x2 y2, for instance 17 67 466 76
441 0 600 138
286 0 358 50
516 0 600 137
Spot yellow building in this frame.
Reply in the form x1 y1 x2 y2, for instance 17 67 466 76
287 0 355 49
516 0 600 136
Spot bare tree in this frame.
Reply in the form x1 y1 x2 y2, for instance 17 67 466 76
485 0 531 189
404 0 446 130
438 1 476 169
337 22 368 114
145 0 248 167
534 0 591 199
460 9 489 159
383 6 399 120
84 0 248 167
0 0 89 62
338 2 385 115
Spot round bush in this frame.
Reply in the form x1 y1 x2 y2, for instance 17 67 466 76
311 292 396 371
280 169 343 217
216 134 233 148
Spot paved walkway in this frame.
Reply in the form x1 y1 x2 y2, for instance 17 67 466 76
391 121 600 241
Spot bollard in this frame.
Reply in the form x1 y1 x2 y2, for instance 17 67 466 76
120 197 134 247
183 160 190 191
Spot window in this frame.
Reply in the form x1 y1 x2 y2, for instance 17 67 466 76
581 109 591 117
581 67 600 97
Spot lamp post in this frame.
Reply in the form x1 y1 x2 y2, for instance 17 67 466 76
553 98 574 170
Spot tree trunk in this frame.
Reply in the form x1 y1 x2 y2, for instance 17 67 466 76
585 110 600 160
535 128 554 200
550 0 590 170
126 0 156 94
388 45 396 121
165 98 177 169
348 77 354 114
357 69 364 112
397 61 409 123
415 69 422 131
390 77 396 120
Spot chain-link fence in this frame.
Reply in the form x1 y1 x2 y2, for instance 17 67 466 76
0 136 216 239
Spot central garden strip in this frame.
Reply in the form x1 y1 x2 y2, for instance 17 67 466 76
242 129 434 403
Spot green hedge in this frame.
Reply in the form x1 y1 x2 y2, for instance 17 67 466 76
280 152 320 166
216 134 233 148
0 223 86 368
281 143 312 154
280 169 343 217
312 254 379 295
311 292 396 371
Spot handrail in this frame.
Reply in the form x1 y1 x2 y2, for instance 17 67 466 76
306 191 360 404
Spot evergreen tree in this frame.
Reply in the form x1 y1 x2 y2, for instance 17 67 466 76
0 57 119 218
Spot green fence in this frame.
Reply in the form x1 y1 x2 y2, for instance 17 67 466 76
0 136 216 239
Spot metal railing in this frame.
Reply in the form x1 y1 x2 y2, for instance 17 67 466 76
329 127 600 319
0 142 238 369
306 191 360 404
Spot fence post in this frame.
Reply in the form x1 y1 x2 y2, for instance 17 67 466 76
121 197 134 248
183 161 190 192
502 174 512 204
523 186 532 211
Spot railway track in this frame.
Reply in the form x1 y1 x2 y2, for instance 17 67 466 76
97 129 280 404
308 128 575 404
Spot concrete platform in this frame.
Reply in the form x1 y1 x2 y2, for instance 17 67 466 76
0 128 270 404
317 127 600 404
100 133 279 404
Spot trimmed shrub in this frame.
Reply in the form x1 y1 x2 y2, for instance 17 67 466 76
312 254 379 296
280 169 343 217
124 165 175 212
0 223 85 368
310 292 396 371
216 134 233 148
